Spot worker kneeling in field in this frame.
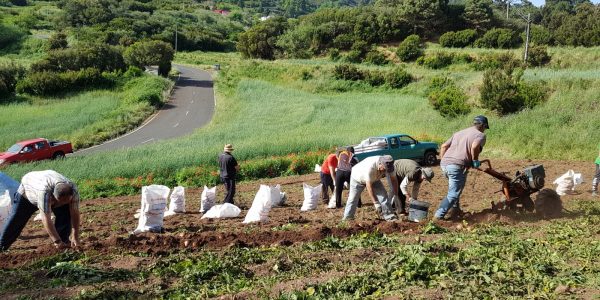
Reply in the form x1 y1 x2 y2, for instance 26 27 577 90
0 170 81 251
343 155 397 221
391 159 434 215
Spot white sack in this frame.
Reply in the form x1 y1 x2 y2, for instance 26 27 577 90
553 170 581 196
165 186 186 217
133 185 169 234
0 190 12 229
201 203 241 219
327 193 337 209
301 183 322 211
200 185 217 213
314 164 321 173
243 185 275 223
275 192 287 207
269 185 285 207
0 172 19 228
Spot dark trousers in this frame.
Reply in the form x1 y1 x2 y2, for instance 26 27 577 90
320 172 335 203
396 176 408 213
335 170 351 208
0 194 71 251
221 177 236 204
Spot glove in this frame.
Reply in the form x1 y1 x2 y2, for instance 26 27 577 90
472 160 481 168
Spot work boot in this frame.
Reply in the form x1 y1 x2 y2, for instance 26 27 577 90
444 207 464 220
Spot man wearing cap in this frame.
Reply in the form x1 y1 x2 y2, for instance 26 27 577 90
219 144 240 204
0 170 81 251
391 159 434 215
343 155 398 221
434 115 489 220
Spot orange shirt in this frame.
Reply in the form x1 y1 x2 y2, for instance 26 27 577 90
321 154 338 175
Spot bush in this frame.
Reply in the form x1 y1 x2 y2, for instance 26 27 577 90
0 62 26 99
237 16 288 60
16 68 112 96
344 50 363 63
472 52 522 72
333 64 363 81
396 34 423 62
123 40 174 77
429 86 471 118
527 45 551 67
364 50 388 65
47 31 68 50
474 28 520 49
439 29 477 48
524 25 553 46
416 52 454 69
385 67 412 89
123 66 143 78
329 48 340 61
0 23 27 49
364 70 386 86
479 68 548 115
31 44 126 73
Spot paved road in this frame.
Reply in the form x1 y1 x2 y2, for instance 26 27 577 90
76 65 215 155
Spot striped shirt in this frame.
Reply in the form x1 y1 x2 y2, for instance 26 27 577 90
17 170 80 213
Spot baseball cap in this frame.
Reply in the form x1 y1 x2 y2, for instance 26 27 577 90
421 167 434 182
378 155 395 173
473 115 490 129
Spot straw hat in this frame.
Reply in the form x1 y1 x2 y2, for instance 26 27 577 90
223 144 234 152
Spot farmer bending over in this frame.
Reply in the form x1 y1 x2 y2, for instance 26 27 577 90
434 115 488 220
343 155 397 221
0 170 81 251
391 159 434 215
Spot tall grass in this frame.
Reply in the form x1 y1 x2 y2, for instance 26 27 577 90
2 48 600 196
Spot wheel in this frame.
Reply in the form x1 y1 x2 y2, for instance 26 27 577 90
519 196 535 212
52 152 65 160
423 150 437 166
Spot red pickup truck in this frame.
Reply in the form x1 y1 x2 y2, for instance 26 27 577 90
0 138 73 166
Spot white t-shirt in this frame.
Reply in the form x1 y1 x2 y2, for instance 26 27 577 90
351 156 386 184
18 170 80 213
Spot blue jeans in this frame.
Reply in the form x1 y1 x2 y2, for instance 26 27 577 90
0 193 71 251
434 165 468 219
343 178 396 221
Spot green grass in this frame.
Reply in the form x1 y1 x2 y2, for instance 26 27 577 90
0 75 171 150
2 47 600 196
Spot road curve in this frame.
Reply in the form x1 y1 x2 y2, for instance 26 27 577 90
75 65 215 155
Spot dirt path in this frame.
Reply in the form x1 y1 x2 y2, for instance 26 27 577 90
1 159 595 268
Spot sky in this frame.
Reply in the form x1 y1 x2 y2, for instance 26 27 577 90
528 0 600 6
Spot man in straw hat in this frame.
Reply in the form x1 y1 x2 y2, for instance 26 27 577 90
218 144 240 204
0 170 81 251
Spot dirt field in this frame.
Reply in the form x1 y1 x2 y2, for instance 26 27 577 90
1 159 595 271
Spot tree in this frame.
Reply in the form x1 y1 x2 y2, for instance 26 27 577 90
124 40 174 77
47 32 68 50
554 3 600 46
463 0 493 32
398 0 445 36
237 17 289 60
396 34 423 62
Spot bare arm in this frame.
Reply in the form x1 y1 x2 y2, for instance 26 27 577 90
70 205 81 247
471 140 482 161
439 143 450 159
390 175 399 198
41 212 67 248
329 166 336 183
365 181 378 205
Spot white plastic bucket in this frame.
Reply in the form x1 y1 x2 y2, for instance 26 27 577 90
408 199 431 222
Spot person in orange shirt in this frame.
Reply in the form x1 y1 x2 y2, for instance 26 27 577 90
320 153 338 204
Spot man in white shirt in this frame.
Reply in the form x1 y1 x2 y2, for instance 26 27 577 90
343 155 398 221
0 170 81 251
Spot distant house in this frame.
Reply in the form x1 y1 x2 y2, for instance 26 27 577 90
212 9 230 16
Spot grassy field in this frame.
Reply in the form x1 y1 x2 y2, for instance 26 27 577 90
0 75 172 150
2 46 600 197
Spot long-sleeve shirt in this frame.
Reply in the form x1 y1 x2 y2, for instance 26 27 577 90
400 176 421 200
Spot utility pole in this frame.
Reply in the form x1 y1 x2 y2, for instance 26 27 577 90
506 1 510 19
523 13 531 62
175 24 178 53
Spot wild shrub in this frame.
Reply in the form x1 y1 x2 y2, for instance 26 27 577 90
0 23 26 49
385 67 412 89
524 25 553 46
333 64 363 81
47 31 68 50
344 50 363 63
396 34 423 62
416 52 454 69
439 29 477 48
364 50 388 65
237 16 288 60
472 52 521 72
527 45 551 67
428 85 471 118
0 62 26 100
16 68 112 96
31 44 126 73
364 70 386 86
474 28 520 49
123 40 174 77
479 68 548 115
344 41 370 63
329 48 340 61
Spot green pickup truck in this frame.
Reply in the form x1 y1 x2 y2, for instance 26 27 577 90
351 134 439 166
